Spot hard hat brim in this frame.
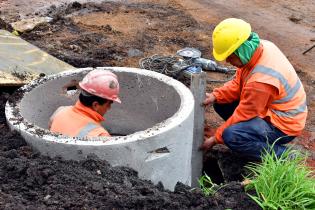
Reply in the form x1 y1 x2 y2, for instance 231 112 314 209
113 97 121 104
213 49 227 61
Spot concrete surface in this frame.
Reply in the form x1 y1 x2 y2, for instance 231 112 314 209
0 30 73 86
190 72 206 187
5 67 195 190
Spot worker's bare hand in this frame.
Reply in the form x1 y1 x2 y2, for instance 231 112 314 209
200 136 217 151
203 93 216 107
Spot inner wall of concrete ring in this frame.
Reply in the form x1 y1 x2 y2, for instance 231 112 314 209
5 67 195 190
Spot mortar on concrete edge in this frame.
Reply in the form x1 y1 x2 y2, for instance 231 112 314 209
5 67 195 190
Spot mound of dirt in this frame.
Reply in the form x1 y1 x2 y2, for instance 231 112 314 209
0 90 260 209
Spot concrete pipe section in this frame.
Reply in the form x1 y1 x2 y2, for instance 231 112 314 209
5 67 195 190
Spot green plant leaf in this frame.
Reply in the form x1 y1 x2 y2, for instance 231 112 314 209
245 144 315 210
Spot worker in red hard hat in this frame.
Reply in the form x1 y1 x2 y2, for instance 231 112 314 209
201 18 307 159
49 69 121 138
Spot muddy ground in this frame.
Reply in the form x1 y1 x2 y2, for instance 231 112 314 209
0 0 314 209
0 91 259 209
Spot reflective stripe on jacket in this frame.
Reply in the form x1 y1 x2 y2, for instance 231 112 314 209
213 40 307 143
247 40 307 135
50 101 110 138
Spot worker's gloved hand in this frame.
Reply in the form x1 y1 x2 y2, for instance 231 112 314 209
203 93 216 106
200 136 217 151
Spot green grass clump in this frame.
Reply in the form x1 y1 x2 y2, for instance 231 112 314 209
198 174 217 196
198 173 226 197
245 148 315 210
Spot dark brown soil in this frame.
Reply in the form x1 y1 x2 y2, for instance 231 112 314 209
0 18 13 31
19 2 210 68
0 91 260 209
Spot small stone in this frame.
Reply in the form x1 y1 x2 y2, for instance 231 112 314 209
96 170 101 175
11 16 53 33
127 48 143 57
289 15 303 23
44 195 51 200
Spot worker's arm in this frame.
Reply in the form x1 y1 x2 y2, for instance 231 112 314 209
98 132 111 137
212 70 242 104
89 127 111 137
215 82 278 143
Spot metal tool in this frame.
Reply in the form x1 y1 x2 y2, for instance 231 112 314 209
172 47 230 75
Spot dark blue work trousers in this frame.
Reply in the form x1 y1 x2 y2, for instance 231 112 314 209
213 101 295 160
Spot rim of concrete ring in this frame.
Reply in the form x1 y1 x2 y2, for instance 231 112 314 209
6 67 194 146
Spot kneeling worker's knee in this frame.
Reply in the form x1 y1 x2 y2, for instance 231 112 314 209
222 127 236 147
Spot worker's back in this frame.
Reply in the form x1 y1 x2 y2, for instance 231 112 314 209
248 40 307 135
50 101 110 138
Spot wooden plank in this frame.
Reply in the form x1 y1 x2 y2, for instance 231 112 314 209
0 30 74 86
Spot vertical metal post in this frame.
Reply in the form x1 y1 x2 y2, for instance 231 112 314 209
190 71 206 187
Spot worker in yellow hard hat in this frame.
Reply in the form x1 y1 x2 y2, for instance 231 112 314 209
201 18 307 159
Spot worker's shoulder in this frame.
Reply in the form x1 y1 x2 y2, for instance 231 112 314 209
54 106 72 114
50 106 72 120
261 39 280 51
48 106 72 129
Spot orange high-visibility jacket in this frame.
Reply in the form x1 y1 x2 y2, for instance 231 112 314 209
50 101 110 138
213 40 307 143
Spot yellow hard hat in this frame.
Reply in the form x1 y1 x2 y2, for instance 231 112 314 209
212 18 251 61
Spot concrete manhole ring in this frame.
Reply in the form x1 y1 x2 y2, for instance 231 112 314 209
5 67 195 190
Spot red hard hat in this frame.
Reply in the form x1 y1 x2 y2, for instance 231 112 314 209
79 70 121 103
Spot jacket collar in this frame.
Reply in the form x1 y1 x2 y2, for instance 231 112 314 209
240 43 264 72
74 101 105 122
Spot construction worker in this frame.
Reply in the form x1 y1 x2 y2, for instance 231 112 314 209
201 18 307 159
49 69 121 138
